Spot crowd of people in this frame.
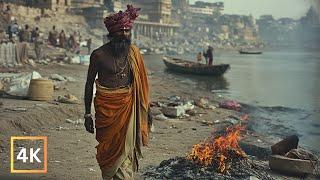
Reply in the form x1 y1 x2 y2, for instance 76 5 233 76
1 4 92 63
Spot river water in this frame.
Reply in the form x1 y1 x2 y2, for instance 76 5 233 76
144 49 320 153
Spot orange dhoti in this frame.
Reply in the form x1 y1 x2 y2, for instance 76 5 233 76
94 45 150 179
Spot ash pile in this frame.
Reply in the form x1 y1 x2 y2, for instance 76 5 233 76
143 123 273 180
143 156 272 180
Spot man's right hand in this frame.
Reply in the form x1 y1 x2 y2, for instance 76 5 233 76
84 116 94 134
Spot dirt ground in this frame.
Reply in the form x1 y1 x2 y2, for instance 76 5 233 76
0 62 240 180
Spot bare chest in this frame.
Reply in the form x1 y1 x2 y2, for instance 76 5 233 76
96 54 133 88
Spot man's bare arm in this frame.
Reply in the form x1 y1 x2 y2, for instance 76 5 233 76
84 51 98 114
84 51 98 133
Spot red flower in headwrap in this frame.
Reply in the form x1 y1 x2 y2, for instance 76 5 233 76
104 5 141 33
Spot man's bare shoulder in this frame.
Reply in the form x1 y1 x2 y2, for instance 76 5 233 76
90 43 110 59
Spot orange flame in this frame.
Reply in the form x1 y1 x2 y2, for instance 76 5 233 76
187 124 247 173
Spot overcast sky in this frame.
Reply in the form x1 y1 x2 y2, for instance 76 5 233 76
189 0 312 19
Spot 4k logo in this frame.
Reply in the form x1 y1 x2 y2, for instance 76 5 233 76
17 148 42 163
11 136 48 173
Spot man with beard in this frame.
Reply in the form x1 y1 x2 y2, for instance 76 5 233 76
84 5 151 180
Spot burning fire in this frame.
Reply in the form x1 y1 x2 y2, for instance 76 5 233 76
187 123 247 173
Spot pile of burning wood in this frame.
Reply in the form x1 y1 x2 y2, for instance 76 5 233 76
187 124 246 173
144 123 273 180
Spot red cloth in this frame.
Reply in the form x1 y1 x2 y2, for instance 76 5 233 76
219 100 241 111
104 5 140 33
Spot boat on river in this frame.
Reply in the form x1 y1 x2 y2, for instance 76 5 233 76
239 50 263 54
162 56 230 76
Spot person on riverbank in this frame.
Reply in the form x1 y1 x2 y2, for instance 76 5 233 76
0 29 5 43
19 24 30 42
48 25 58 46
34 28 43 61
203 50 208 65
84 5 151 180
3 5 12 23
86 38 91 55
206 46 214 66
197 52 203 64
68 31 79 53
59 30 67 48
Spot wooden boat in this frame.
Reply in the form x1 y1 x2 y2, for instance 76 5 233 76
163 56 230 76
239 50 263 54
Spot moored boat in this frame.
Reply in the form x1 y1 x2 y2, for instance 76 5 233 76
239 50 263 54
163 56 230 76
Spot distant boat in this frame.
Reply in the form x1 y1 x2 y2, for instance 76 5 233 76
239 50 263 54
163 56 230 76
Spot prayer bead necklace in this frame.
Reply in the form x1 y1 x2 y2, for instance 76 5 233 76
113 55 129 79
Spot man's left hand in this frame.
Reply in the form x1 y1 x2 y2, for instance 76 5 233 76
84 116 94 134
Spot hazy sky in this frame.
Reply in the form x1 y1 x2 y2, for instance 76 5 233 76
189 0 312 19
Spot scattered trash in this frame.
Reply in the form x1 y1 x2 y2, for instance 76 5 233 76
155 114 168 121
50 74 66 81
150 124 155 132
65 76 76 82
27 59 36 67
0 71 42 96
214 120 220 123
54 85 60 90
160 98 195 118
150 107 162 116
57 94 80 104
55 126 69 131
201 120 213 126
5 107 27 112
88 168 96 172
240 114 249 121
70 56 80 64
168 95 181 102
80 55 90 65
195 98 209 108
219 100 241 111
161 106 185 118
170 125 178 129
182 101 195 111
66 119 84 125
186 109 196 116
224 118 239 125
153 101 165 107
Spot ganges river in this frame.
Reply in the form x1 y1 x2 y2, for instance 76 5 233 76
144 49 320 153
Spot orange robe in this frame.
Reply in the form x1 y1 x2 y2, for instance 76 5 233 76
94 45 150 173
